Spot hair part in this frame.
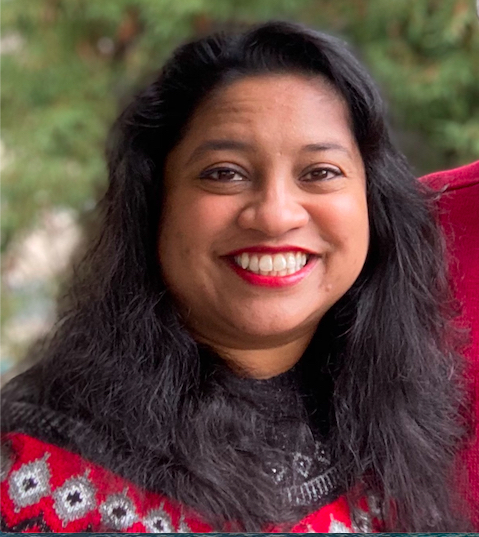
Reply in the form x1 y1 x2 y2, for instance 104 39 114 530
11 20 470 531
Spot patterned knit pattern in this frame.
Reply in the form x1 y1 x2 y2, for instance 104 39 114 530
1 432 381 533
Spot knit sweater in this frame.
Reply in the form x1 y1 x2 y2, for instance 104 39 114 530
1 362 382 533
3 161 478 532
1 432 384 533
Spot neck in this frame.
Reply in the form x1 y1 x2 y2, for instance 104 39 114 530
211 333 313 379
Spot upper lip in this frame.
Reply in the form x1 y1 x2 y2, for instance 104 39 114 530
226 245 317 256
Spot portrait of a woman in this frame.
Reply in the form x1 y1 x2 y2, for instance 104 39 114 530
1 21 473 532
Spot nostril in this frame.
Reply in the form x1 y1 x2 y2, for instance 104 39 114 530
236 200 309 236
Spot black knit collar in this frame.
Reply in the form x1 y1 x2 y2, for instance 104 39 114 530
2 353 341 515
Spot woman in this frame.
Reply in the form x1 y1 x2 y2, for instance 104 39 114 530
1 21 470 532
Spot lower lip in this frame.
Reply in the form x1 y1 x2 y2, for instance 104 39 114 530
227 257 317 288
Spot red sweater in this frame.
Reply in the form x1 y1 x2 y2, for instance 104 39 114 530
421 160 479 527
1 432 381 533
2 162 477 532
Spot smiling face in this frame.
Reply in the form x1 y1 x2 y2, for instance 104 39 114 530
158 74 369 358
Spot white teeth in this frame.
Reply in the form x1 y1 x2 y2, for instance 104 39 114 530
259 255 273 272
249 255 259 273
273 254 287 271
234 251 309 276
286 253 296 270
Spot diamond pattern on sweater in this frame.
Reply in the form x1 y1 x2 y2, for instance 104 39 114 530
8 454 51 509
1 432 372 532
143 504 174 532
292 452 313 478
52 473 96 524
99 492 138 530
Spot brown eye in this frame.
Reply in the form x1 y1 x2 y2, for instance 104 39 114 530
302 166 342 182
200 167 245 182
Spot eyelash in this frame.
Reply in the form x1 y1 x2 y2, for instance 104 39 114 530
301 166 342 182
199 167 245 182
199 165 342 183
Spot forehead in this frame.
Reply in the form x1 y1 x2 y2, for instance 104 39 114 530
180 73 355 149
206 73 344 109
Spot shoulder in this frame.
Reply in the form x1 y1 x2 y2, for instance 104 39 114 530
1 372 207 532
1 371 379 532
0 432 373 533
0 432 210 532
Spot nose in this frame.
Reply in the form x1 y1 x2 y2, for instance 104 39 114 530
236 176 310 237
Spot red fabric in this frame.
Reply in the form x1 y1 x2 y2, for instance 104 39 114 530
1 432 380 533
3 164 476 532
421 160 479 526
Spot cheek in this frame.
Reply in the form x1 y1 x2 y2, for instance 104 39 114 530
158 193 238 263
338 194 369 241
192 198 238 233
311 192 369 260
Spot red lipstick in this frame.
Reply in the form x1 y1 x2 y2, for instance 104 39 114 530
227 245 315 256
226 252 317 288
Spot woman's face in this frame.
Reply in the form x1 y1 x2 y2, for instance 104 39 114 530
158 74 369 353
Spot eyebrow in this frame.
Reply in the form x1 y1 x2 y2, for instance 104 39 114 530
186 139 353 165
302 143 353 158
186 140 254 165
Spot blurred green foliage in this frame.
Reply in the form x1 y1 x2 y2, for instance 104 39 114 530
2 0 478 253
1 1 478 370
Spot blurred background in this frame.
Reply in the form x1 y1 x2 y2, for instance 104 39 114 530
1 0 479 378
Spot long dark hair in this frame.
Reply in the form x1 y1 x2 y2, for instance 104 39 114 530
7 21 469 531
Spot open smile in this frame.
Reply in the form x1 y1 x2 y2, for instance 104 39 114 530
225 247 317 287
234 251 309 276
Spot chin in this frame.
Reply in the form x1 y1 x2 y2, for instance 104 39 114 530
228 314 320 343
